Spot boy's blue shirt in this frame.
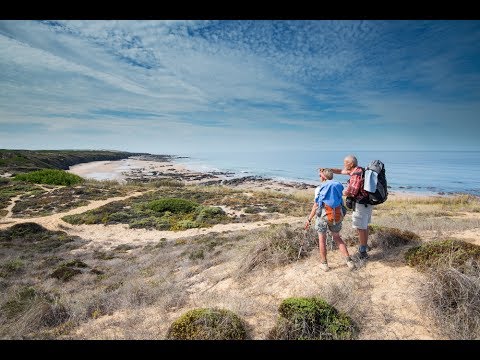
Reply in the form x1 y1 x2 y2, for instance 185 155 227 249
314 179 344 208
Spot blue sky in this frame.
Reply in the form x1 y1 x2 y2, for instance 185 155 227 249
1 20 479 154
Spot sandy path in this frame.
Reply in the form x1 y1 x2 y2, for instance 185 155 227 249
4 194 22 218
67 216 305 252
0 191 149 231
0 186 305 251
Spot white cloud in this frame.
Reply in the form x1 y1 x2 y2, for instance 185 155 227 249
0 20 479 152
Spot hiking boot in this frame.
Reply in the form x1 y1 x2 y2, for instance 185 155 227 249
346 258 356 270
356 250 369 260
319 262 329 272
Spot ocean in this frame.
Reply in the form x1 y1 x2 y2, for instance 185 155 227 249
173 150 480 196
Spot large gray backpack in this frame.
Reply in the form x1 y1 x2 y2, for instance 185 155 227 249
363 160 388 205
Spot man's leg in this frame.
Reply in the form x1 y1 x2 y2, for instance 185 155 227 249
352 203 372 258
358 228 368 248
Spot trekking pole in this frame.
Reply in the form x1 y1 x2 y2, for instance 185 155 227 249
297 228 308 260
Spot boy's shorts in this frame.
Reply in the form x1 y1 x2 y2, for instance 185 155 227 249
352 202 373 229
315 208 342 233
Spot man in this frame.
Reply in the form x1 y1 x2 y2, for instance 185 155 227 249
305 168 355 271
331 154 371 260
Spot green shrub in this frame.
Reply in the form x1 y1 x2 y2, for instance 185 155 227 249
268 297 356 340
1 286 37 319
0 222 76 252
14 169 84 186
175 219 200 230
369 226 421 250
166 308 248 340
195 206 226 224
148 179 185 187
0 258 24 277
129 217 163 229
50 260 88 281
405 239 480 272
188 249 205 260
147 198 199 214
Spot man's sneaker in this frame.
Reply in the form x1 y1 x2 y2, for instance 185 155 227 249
319 262 329 272
346 258 355 270
356 250 369 260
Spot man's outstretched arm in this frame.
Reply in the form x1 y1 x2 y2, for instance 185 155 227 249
330 168 349 175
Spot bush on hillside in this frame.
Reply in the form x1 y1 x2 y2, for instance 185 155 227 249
369 225 421 250
146 198 199 214
14 169 84 186
166 308 249 340
267 297 356 340
405 239 480 272
0 222 76 252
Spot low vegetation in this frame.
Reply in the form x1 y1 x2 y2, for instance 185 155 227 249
59 181 311 231
0 149 152 174
369 225 421 250
50 260 89 282
63 197 230 230
0 180 44 213
11 182 130 218
14 169 84 186
166 308 249 340
405 239 480 272
0 222 79 253
268 297 356 340
375 194 480 215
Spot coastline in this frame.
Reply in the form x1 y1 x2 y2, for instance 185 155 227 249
67 156 454 198
68 156 318 193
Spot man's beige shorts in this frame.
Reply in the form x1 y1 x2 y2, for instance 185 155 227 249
352 202 373 229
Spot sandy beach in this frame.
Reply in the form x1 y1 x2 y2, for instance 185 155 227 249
67 156 318 194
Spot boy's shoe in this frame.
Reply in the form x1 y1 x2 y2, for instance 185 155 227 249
346 258 356 270
319 262 330 272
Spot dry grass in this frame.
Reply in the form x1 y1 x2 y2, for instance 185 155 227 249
369 209 480 239
237 224 318 276
378 194 480 212
414 262 480 339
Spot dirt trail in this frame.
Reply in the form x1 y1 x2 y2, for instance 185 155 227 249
0 191 149 231
0 188 305 249
4 194 22 218
67 216 305 251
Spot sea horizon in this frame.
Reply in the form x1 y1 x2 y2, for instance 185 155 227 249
168 149 480 197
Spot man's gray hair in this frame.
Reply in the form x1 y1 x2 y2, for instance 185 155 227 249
322 168 333 180
344 154 358 167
